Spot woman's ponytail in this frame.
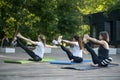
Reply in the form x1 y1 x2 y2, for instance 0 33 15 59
73 35 83 50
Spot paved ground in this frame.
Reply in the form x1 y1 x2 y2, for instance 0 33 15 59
0 47 120 80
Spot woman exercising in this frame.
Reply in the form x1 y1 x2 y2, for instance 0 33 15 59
58 35 83 63
83 31 112 67
15 33 56 61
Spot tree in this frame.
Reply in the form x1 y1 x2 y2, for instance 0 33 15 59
77 0 119 15
0 0 40 40
56 0 82 39
0 0 119 44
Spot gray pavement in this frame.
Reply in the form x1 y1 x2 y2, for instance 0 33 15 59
0 47 120 80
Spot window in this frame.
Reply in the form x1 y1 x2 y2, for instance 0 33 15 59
116 21 120 41
92 25 96 38
104 21 113 41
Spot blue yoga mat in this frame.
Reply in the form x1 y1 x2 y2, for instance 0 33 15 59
50 60 92 65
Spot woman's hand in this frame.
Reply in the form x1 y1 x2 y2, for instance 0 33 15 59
58 35 63 45
83 34 89 43
17 33 22 38
84 34 90 40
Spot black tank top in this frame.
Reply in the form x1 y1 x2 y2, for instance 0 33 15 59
98 45 109 60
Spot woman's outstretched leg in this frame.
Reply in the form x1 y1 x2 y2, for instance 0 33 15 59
16 37 41 61
60 45 74 60
84 43 101 64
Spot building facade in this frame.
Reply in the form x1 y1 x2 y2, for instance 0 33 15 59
89 9 120 47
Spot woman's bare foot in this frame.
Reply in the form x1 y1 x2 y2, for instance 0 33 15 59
70 59 74 62
90 63 98 67
82 49 90 54
13 37 17 41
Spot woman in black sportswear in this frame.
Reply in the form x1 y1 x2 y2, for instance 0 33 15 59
83 31 112 67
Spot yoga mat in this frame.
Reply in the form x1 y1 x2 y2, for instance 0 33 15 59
4 60 33 64
4 58 56 64
62 63 119 71
50 60 92 65
28 58 56 62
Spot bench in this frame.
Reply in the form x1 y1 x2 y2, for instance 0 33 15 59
0 47 15 53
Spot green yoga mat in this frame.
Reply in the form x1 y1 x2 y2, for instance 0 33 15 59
4 58 56 64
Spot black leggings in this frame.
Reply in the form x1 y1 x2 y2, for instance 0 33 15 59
16 38 42 61
84 43 107 67
61 45 83 63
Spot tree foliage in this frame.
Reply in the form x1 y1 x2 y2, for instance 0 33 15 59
77 0 119 15
0 0 119 44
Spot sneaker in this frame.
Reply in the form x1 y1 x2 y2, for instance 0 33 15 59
12 37 17 47
52 40 59 46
